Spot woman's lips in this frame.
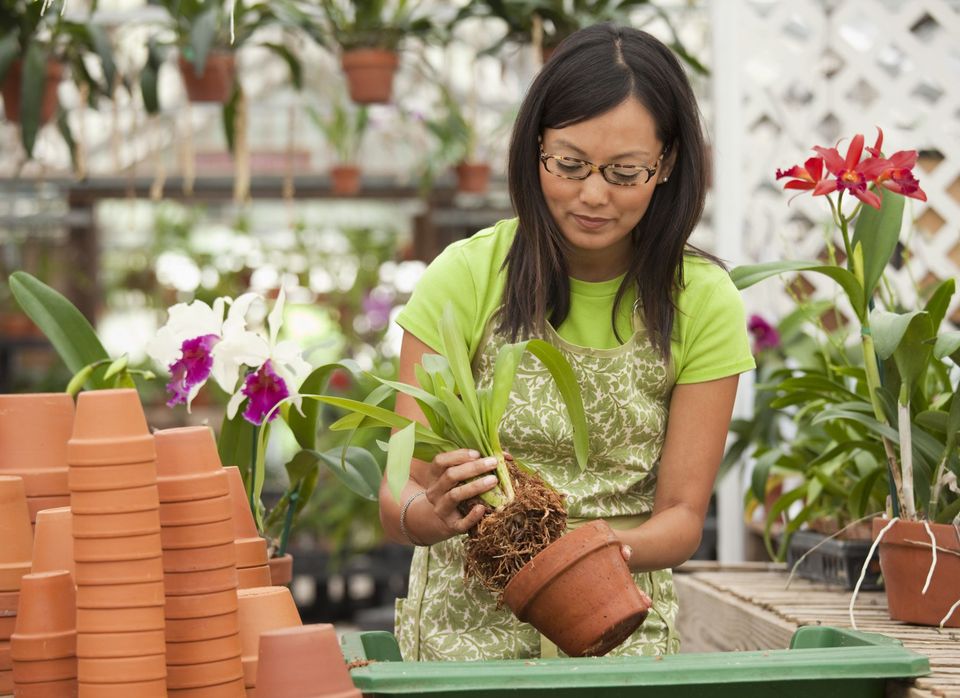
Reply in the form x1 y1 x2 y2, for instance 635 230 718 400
572 214 611 230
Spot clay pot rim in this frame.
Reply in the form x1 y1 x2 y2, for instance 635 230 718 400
67 436 155 466
10 630 76 660
872 517 960 552
341 48 400 66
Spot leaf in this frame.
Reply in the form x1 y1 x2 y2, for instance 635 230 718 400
933 331 960 362
286 363 340 450
223 82 241 154
487 342 526 446
923 278 955 332
19 42 48 157
261 42 302 90
284 449 320 486
438 304 482 426
300 394 453 448
437 385 486 452
55 106 79 174
103 355 129 381
872 310 935 396
66 364 96 397
526 338 590 470
317 446 382 501
188 7 219 75
86 23 117 93
9 271 110 386
0 32 17 82
385 421 416 502
217 410 255 471
140 39 163 114
730 261 866 321
851 188 905 304
871 310 927 360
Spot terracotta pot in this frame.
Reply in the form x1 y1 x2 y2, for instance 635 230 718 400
235 537 268 569
502 520 651 657
12 571 76 638
225 467 260 540
76 580 165 609
68 460 157 492
73 532 162 563
155 426 223 478
11 630 76 663
161 518 234 550
256 624 359 698
165 588 238 620
0 609 17 639
0 393 72 467
0 667 9 694
75 629 165 659
158 471 230 503
236 565 271 590
179 51 236 103
237 586 301 687
72 508 160 539
11 677 78 697
330 165 361 196
68 389 154 466
70 484 160 515
31 507 75 576
0 60 64 125
167 655 244 690
164 564 238 597
455 162 491 194
25 494 71 526
168 677 245 697
73 556 163 586
16 469 70 498
78 678 167 697
12 655 77 683
873 517 960 628
78 654 166 683
161 493 232 527
75 605 166 633
268 554 293 587
166 633 242 665
340 48 399 104
163 541 238 573
0 476 33 592
165 611 240 643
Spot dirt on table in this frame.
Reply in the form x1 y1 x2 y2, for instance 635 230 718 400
462 462 567 601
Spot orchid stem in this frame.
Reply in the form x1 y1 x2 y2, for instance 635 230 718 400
249 424 258 521
279 485 299 557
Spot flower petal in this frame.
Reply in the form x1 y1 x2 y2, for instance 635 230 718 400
267 287 286 346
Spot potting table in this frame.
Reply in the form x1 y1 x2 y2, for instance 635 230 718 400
674 562 960 698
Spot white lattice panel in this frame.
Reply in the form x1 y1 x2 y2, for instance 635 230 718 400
734 0 960 326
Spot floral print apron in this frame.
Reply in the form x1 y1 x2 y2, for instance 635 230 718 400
395 319 680 661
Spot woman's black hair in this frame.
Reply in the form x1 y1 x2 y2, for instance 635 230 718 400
499 22 713 358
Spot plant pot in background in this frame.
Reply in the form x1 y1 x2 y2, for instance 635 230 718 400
455 162 491 194
330 164 361 196
341 49 399 104
502 520 651 657
873 517 960 628
256 624 359 698
786 529 881 591
268 554 293 587
178 51 236 104
1 59 64 124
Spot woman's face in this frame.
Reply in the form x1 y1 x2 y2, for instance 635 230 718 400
539 96 670 280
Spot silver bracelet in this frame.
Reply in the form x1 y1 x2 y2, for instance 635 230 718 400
399 490 428 547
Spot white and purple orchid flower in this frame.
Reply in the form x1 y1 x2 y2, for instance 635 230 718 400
149 289 311 426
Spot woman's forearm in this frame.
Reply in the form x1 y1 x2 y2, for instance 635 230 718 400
614 505 705 572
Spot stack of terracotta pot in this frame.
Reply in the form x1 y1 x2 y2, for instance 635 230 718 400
30 507 76 578
224 467 272 589
155 426 245 696
0 394 73 529
10 570 78 696
237 586 303 696
0 475 33 696
67 389 168 697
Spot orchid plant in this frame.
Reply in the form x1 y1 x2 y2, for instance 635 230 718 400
731 128 960 532
9 272 382 558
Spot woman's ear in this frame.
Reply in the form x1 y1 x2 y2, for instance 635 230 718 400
658 142 678 185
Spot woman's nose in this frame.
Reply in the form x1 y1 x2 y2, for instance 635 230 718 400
578 171 610 207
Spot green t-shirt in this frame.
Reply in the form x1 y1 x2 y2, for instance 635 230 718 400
396 218 755 384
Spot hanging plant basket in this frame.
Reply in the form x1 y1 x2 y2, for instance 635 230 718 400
455 162 491 194
1 59 63 125
873 517 960 628
178 51 236 104
340 49 399 104
502 520 651 657
330 164 361 196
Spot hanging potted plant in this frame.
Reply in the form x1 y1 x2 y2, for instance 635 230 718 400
307 92 369 196
0 0 116 162
732 129 960 628
318 0 434 104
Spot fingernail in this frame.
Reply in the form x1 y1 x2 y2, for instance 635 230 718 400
469 450 480 458
483 475 498 486
483 457 497 467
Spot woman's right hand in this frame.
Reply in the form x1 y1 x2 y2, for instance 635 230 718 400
422 449 501 537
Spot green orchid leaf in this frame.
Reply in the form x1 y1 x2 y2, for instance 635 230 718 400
188 7 219 75
66 363 97 397
849 465 884 520
749 448 782 502
422 353 455 392
872 309 934 396
300 394 451 447
439 304 482 425
103 355 129 381
386 421 416 502
933 331 960 362
871 310 928 360
140 39 163 114
0 32 17 82
261 42 302 90
284 448 321 487
730 261 866 321
437 385 486 453
19 42 48 156
923 278 956 332
55 106 79 173
86 23 117 93
9 271 110 387
488 342 526 444
526 338 590 470
414 363 434 394
286 363 342 450
223 82 241 154
316 446 381 501
217 410 255 471
851 188 905 305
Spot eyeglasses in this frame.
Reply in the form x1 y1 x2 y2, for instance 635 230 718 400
539 147 661 186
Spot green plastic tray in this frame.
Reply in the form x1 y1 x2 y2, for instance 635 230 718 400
342 626 929 698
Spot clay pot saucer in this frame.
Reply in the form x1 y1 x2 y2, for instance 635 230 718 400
67 389 155 466
31 506 75 576
502 520 651 658
256 624 360 698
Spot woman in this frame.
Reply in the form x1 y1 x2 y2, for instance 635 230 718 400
380 23 755 660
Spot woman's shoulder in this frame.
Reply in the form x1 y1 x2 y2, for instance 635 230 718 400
443 218 517 264
678 253 735 302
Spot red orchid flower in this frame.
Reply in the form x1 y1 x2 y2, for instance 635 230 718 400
812 133 888 209
775 156 825 192
866 127 927 201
